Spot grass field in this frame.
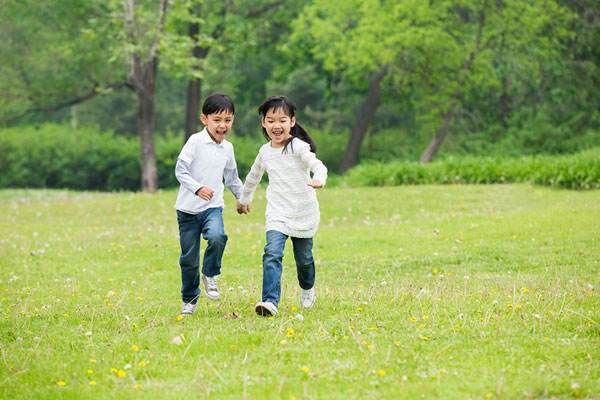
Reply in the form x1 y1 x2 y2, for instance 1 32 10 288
0 185 598 399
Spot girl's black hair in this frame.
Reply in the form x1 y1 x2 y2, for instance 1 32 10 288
258 95 316 153
202 93 235 115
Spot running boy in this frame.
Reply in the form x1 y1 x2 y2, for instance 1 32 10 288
174 93 244 316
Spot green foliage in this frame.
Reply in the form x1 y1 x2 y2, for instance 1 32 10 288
345 148 600 190
0 124 266 191
0 124 140 191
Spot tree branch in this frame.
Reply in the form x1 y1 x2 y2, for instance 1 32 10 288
1 82 129 124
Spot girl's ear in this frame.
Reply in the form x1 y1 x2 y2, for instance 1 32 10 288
199 113 208 126
290 116 296 127
261 117 267 129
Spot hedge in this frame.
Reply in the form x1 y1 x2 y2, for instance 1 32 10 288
345 149 600 190
1 124 598 191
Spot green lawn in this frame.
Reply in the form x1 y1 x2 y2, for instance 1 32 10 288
0 185 598 399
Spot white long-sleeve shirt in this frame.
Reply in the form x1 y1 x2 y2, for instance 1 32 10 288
174 128 243 214
240 138 327 238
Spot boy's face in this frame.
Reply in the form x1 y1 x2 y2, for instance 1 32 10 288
200 110 234 143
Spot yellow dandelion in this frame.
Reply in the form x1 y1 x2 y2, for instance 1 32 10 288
357 306 364 312
409 316 418 323
56 380 67 387
286 327 295 338
290 305 298 313
138 359 148 368
117 369 127 378
419 335 429 341
394 340 401 347
86 369 94 375
131 344 140 352
520 287 529 294
377 369 386 377
300 366 309 374
175 314 185 322
89 380 97 386
110 367 118 374
133 383 142 390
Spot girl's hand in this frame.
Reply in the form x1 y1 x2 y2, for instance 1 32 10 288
236 201 250 214
308 179 323 189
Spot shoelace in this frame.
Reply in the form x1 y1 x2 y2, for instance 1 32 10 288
205 278 217 291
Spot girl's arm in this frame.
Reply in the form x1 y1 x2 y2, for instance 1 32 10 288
299 147 328 187
239 152 265 205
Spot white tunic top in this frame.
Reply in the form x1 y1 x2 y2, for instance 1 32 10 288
240 138 328 238
174 128 243 214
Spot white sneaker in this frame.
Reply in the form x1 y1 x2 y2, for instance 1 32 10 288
202 275 220 300
255 301 278 317
301 287 316 308
181 301 197 315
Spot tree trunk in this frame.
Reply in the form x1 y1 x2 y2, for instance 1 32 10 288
339 67 387 173
419 106 457 163
419 8 486 163
138 89 158 192
184 13 202 141
125 0 168 192
185 78 201 141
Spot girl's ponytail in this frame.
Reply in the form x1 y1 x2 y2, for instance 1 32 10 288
291 123 316 153
258 95 317 154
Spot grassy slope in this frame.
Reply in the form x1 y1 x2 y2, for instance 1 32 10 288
0 185 598 399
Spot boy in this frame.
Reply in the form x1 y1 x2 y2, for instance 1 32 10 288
174 93 244 316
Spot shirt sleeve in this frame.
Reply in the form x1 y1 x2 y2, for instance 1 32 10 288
224 147 243 199
299 144 328 185
239 151 265 205
178 134 197 165
175 158 202 195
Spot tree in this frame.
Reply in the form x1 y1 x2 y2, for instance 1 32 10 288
0 0 123 124
121 0 169 192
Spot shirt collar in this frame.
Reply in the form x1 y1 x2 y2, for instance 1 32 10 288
199 128 224 147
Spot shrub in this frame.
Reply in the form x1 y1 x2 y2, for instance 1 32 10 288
345 148 600 190
0 124 267 191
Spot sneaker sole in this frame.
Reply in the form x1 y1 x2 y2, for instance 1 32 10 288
255 304 275 317
205 292 220 301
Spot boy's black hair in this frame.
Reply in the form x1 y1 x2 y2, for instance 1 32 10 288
257 95 316 153
202 93 235 115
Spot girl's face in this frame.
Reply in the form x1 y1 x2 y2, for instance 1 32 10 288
262 107 295 148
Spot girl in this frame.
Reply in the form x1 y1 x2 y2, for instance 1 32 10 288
239 96 328 317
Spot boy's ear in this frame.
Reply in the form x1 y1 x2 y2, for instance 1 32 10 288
199 113 208 125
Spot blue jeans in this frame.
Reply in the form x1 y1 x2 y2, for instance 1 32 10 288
262 230 315 306
177 208 227 304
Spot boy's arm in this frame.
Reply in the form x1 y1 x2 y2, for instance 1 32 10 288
175 158 203 195
239 153 265 205
175 134 208 196
223 149 243 199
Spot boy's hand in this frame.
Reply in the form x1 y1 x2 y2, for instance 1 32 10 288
308 179 323 189
196 186 214 200
236 201 250 214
